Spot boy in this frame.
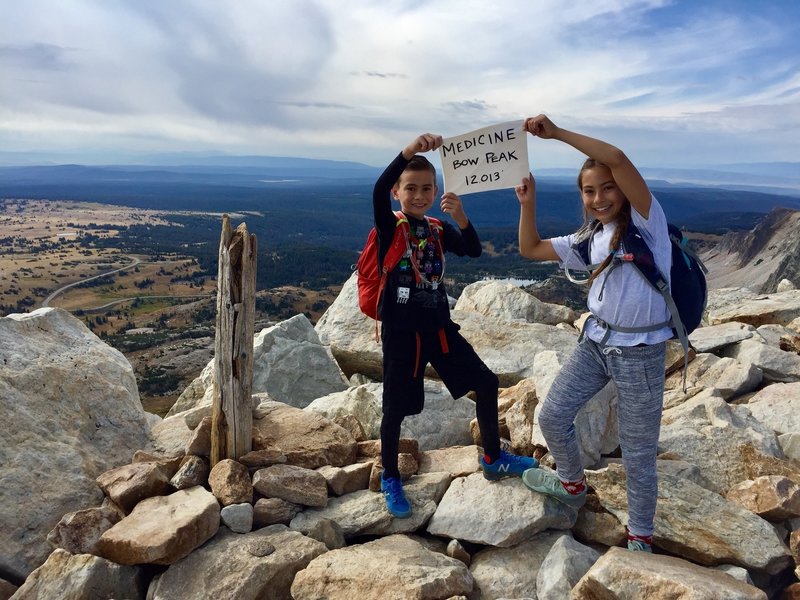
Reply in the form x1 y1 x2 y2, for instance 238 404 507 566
373 133 538 518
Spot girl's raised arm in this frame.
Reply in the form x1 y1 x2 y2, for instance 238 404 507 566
516 173 559 261
525 115 652 219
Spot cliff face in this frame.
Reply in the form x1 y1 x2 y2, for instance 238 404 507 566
701 207 800 293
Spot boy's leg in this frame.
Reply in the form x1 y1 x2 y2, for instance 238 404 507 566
431 324 535 478
380 412 403 479
379 327 424 519
429 325 500 455
379 411 411 518
607 342 666 548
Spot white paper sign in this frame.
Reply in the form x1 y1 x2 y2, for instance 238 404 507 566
439 120 528 196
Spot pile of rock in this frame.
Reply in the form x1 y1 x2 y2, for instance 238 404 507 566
2 276 800 599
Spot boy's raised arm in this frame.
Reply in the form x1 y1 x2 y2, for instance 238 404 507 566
402 133 443 159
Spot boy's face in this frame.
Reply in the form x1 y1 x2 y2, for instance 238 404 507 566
392 169 437 219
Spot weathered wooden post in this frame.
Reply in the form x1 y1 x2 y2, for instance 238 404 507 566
211 215 256 466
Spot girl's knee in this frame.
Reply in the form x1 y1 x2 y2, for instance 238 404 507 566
538 400 569 435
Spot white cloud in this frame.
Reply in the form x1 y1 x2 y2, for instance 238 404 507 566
0 0 798 168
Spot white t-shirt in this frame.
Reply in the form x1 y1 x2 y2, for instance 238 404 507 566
550 195 673 346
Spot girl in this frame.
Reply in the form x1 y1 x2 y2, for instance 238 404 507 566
516 114 672 553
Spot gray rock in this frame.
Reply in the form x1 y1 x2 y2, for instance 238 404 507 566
587 464 793 574
148 525 326 600
307 380 477 450
745 382 800 434
427 473 576 547
778 432 800 461
572 546 768 599
291 534 473 600
454 280 577 325
170 313 348 415
689 321 755 353
535 535 600 600
95 486 220 565
0 308 151 581
469 531 567 600
721 338 800 383
664 353 762 406
220 502 254 533
290 472 451 539
306 518 346 550
306 383 383 439
9 549 148 600
658 391 782 493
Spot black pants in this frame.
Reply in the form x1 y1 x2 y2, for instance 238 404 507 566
380 322 501 478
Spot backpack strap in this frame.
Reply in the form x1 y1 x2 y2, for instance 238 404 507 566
372 212 411 341
577 222 695 391
566 220 604 284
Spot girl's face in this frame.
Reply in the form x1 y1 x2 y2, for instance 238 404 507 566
579 166 627 225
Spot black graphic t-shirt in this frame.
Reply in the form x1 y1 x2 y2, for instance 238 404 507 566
372 153 482 332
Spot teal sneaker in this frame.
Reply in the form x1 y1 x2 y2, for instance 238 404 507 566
627 531 653 552
480 449 539 481
381 472 411 518
627 539 653 552
521 467 587 509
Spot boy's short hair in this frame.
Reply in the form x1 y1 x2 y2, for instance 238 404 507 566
405 155 437 178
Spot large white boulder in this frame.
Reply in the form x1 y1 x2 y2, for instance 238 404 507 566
0 308 152 581
169 313 348 415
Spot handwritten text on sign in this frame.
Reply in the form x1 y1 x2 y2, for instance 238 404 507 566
439 121 528 195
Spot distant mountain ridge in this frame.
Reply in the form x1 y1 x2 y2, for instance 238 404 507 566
1 158 799 242
1 152 797 188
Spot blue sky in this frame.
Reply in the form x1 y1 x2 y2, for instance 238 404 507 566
1 0 798 169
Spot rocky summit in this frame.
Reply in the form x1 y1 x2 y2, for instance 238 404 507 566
2 215 800 599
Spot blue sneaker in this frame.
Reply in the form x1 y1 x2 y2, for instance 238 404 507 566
381 472 411 518
480 449 539 481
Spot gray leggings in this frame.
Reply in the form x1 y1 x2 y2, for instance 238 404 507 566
539 337 666 538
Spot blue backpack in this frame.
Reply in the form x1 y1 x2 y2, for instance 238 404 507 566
571 221 708 388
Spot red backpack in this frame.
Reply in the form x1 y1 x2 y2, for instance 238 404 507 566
356 211 443 324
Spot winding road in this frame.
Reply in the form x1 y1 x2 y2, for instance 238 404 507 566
42 256 142 308
41 255 214 313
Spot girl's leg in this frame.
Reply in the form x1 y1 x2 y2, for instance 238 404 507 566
608 343 666 538
538 339 611 482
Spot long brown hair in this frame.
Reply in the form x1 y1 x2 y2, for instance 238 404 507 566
576 159 632 285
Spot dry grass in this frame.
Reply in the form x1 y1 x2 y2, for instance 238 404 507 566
0 199 215 332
